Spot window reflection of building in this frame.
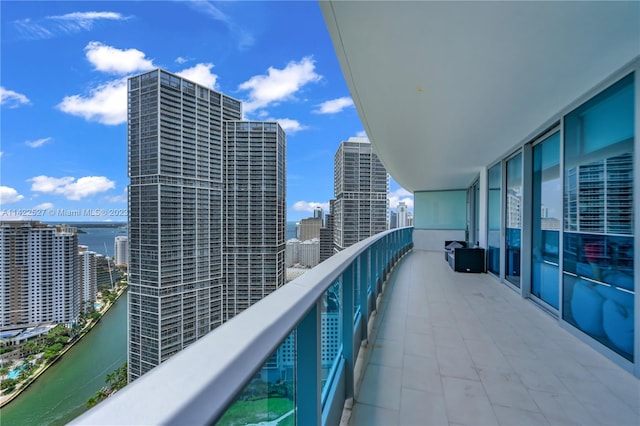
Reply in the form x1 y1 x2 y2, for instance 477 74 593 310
562 73 634 362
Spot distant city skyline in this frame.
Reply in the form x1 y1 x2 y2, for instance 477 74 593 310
0 2 413 223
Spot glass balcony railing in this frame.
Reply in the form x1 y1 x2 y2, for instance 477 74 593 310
71 227 413 425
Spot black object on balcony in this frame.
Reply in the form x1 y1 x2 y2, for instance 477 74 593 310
445 240 485 273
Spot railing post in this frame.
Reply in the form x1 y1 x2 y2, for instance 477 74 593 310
342 263 355 399
297 301 321 425
359 251 369 342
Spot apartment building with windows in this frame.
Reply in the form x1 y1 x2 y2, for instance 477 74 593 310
333 138 388 251
78 246 97 314
0 221 79 327
128 69 285 380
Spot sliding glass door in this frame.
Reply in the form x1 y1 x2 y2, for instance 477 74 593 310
505 153 522 287
487 164 501 275
531 132 560 309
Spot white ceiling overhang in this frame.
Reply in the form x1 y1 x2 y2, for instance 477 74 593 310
320 1 640 192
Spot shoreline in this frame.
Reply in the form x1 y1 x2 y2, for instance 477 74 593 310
0 286 127 409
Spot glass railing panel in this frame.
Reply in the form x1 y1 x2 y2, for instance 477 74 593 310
321 279 343 398
216 331 296 426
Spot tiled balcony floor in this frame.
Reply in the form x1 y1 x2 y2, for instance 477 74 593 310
348 250 640 426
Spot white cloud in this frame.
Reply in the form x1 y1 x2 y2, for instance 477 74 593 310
14 11 127 39
270 118 307 135
57 78 127 125
356 130 369 139
29 175 115 200
105 187 127 203
25 137 53 148
0 151 3 157
293 201 330 213
185 1 253 49
175 56 189 64
389 188 414 209
85 41 154 75
33 202 54 210
0 186 25 204
314 97 354 114
239 57 322 113
177 63 218 89
1 86 30 108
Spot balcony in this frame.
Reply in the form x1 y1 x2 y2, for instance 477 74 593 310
72 228 639 425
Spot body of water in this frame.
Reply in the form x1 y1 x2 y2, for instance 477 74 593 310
76 225 127 257
286 221 297 240
0 292 128 425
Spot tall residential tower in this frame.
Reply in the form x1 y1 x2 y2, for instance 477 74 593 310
0 221 79 327
333 138 389 251
127 69 285 380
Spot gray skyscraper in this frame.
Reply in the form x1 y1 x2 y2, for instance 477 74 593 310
333 138 389 251
127 69 285 380
223 121 286 319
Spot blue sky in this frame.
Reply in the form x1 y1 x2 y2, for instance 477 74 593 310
0 1 413 222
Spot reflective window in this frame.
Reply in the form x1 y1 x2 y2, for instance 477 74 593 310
487 163 501 275
562 73 634 361
505 153 522 287
532 132 560 309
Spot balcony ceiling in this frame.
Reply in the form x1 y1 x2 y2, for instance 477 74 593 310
320 1 640 192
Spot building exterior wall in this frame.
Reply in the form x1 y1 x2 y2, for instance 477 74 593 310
299 238 320 268
397 202 408 228
223 121 286 320
0 221 79 327
79 249 97 313
128 70 285 380
299 218 322 242
114 236 129 267
285 239 300 267
334 138 389 251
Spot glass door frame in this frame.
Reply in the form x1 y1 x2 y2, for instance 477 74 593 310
503 149 524 290
525 125 562 315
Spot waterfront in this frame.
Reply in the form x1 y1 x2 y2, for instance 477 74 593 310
75 223 127 256
0 292 127 425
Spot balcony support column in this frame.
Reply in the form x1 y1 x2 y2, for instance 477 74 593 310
297 301 321 425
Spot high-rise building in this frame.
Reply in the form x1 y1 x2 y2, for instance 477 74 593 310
127 69 285 380
313 206 324 225
397 201 408 227
114 236 129 267
223 121 286 320
96 254 120 288
333 138 389 251
298 217 322 242
285 238 301 267
319 199 336 263
389 210 398 229
299 238 320 268
78 245 97 313
0 221 79 327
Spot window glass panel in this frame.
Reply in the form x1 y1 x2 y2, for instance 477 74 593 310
505 153 522 287
487 163 501 275
532 132 560 309
562 73 634 361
